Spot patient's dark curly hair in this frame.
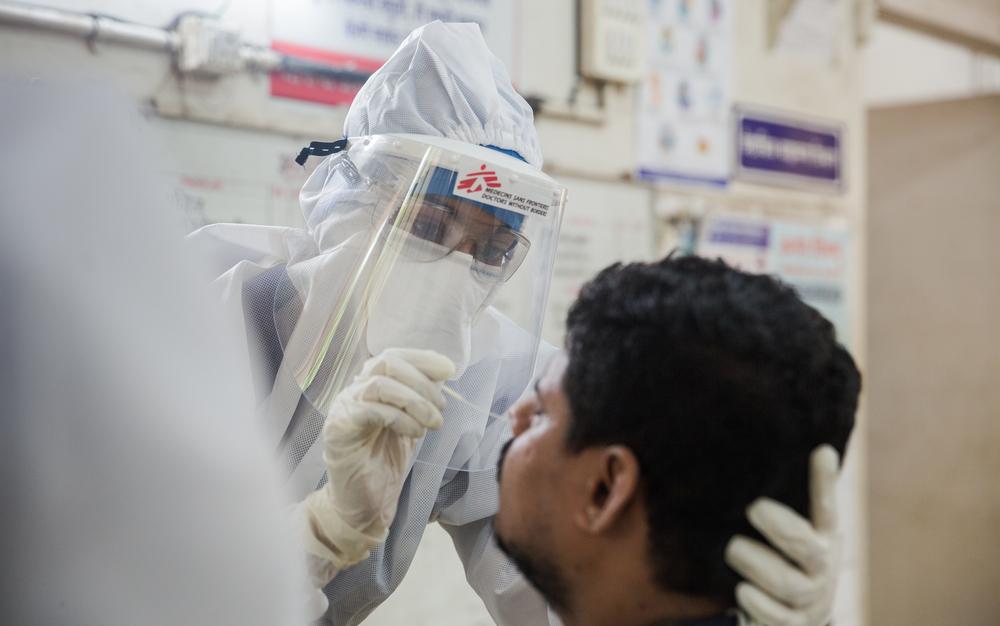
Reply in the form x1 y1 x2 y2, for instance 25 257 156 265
563 255 860 605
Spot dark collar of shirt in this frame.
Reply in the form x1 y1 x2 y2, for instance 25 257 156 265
654 615 739 626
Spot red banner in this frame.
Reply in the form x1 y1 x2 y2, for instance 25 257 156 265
270 41 384 106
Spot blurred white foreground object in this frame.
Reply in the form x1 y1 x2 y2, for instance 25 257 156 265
0 79 305 625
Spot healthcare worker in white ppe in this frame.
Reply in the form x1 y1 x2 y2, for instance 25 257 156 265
190 21 845 626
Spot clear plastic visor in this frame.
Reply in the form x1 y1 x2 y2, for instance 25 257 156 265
274 134 566 472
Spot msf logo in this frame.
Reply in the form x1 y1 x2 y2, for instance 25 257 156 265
456 164 502 195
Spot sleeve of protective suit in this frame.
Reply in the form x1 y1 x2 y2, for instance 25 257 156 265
436 340 563 626
298 349 453 620
441 518 562 626
319 460 454 624
316 330 558 624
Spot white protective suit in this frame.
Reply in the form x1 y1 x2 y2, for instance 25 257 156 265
189 22 563 625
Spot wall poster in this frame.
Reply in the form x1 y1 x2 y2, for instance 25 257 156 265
636 0 733 187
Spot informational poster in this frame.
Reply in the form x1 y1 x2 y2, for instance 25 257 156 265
270 0 517 105
491 178 655 347
541 184 655 345
696 213 852 342
695 215 770 272
768 220 852 340
636 0 733 187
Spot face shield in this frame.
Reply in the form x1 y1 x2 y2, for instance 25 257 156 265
274 134 566 472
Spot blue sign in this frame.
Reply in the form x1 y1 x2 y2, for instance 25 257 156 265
734 108 843 191
706 220 769 249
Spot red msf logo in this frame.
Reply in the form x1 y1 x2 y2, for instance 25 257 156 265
456 164 502 194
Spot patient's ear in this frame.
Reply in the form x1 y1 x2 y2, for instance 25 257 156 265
574 445 640 534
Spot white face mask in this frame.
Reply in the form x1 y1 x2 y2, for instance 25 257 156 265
365 251 493 377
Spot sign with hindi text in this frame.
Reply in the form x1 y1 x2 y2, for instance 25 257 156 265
734 107 844 191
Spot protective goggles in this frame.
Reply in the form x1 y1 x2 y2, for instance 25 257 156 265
298 134 562 285
385 195 530 284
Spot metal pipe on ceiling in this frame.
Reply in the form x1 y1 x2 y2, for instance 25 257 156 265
0 2 178 51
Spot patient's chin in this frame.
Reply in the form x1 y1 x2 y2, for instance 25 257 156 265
493 527 570 611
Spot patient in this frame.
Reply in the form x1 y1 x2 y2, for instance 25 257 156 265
494 255 861 626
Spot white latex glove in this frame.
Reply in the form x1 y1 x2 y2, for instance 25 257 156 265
300 348 455 588
725 445 841 626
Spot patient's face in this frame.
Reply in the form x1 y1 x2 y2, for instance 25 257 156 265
494 354 577 608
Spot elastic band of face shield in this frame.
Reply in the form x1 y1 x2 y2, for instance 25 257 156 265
295 138 349 166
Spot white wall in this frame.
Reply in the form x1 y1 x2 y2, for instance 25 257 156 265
865 20 1000 106
877 0 1000 50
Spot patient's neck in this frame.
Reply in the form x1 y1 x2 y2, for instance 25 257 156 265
554 552 729 626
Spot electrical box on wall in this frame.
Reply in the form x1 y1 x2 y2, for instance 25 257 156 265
176 15 243 78
579 0 646 84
